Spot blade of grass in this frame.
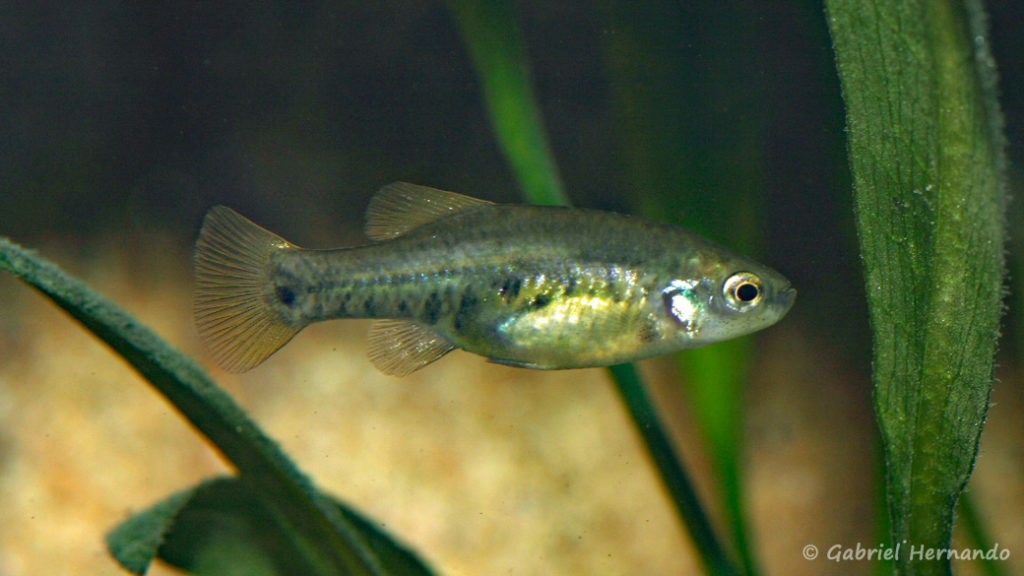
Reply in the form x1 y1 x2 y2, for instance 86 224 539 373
445 0 569 206
108 476 434 576
0 238 391 576
448 3 741 574
598 2 767 573
674 341 755 576
956 493 1009 576
609 363 741 576
825 0 1007 573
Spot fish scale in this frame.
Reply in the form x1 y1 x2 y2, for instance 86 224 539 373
194 182 795 376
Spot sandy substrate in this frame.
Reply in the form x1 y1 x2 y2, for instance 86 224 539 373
0 238 1020 575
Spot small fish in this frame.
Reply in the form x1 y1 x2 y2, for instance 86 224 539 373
194 182 795 376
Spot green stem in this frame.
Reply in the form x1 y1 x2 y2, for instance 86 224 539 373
609 364 741 576
676 340 757 576
446 0 569 206
957 493 1009 576
448 3 742 573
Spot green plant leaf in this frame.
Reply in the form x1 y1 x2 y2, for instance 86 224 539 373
0 237 429 576
599 2 768 573
956 493 1010 576
107 483 197 574
107 476 433 576
447 3 741 574
825 0 1006 573
446 0 569 206
674 340 755 575
608 364 741 576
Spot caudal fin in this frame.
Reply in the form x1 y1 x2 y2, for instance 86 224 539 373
194 206 304 372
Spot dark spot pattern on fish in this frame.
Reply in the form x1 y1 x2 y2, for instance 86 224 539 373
610 288 624 303
639 318 661 343
276 286 297 307
530 293 551 309
564 275 578 297
336 291 355 316
498 277 521 302
423 291 444 325
363 295 377 316
453 292 479 331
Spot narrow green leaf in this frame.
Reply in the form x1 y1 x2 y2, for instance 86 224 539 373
675 340 755 576
0 238 406 576
825 0 1007 573
956 493 1010 576
609 364 741 576
447 3 741 574
446 0 569 206
107 485 196 574
599 2 767 573
108 476 433 576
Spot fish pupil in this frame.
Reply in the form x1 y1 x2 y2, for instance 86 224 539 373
736 282 759 302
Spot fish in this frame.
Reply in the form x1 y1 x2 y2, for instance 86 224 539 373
194 182 795 376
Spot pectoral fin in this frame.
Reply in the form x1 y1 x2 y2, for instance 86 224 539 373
367 320 456 376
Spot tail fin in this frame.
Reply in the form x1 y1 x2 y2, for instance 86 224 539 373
194 206 304 372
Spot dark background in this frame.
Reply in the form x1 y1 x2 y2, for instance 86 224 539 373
3 1 1022 365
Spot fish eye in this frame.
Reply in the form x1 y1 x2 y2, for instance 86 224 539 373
723 272 763 312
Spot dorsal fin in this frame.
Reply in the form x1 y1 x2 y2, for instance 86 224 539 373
364 182 493 241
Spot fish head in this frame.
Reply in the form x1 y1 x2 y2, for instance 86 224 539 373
658 257 795 348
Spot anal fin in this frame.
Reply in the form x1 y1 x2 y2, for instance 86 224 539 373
367 320 456 376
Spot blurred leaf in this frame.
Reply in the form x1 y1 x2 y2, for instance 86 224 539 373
108 476 433 576
107 484 196 574
674 340 754 574
0 237 422 576
599 0 764 243
956 493 1010 576
446 0 568 206
600 2 767 574
448 2 742 574
448 3 742 574
608 364 741 576
826 0 1006 573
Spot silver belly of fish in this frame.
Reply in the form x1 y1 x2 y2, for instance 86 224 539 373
194 182 795 376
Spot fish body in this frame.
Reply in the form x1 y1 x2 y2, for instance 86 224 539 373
194 182 795 376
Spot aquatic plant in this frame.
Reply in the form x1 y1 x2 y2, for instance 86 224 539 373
826 0 1007 574
0 0 1011 574
0 238 434 575
459 1 1009 575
